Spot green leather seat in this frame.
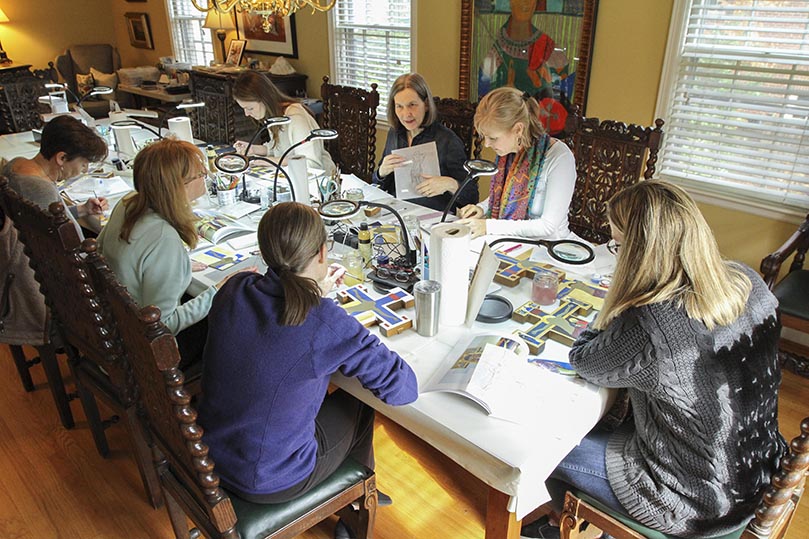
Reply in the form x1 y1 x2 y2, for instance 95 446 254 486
576 492 748 539
229 459 372 539
773 269 809 320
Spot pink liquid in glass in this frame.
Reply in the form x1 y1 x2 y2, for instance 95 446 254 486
532 273 559 305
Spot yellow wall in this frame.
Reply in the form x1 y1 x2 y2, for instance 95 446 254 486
0 1 116 69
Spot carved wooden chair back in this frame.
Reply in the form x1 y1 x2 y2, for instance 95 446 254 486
320 76 380 182
559 417 809 539
760 214 809 363
0 177 162 508
433 97 482 159
83 238 378 539
562 110 665 244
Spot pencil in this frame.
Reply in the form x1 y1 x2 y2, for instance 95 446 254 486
502 243 523 254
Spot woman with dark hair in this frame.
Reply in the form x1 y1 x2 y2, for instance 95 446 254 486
231 70 335 172
199 202 417 537
1 115 108 347
98 138 253 366
522 181 786 539
373 72 475 212
457 86 576 239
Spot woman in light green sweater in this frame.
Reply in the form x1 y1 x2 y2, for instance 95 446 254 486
98 139 251 366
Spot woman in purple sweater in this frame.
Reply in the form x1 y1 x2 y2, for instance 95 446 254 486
198 203 418 526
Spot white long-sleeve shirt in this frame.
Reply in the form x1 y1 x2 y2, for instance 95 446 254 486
478 139 576 240
265 103 335 173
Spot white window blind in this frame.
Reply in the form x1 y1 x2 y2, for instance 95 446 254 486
330 0 412 118
657 0 809 212
166 0 214 66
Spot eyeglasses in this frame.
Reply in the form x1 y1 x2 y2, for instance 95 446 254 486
185 171 208 184
607 239 620 255
376 266 413 284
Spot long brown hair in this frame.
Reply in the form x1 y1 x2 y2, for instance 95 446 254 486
474 86 545 150
386 73 439 128
120 139 203 248
595 180 751 330
233 70 299 148
258 202 327 326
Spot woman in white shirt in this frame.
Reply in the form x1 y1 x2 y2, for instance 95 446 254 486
457 86 576 239
231 71 335 173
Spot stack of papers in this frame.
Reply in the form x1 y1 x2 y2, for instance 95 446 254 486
63 175 132 201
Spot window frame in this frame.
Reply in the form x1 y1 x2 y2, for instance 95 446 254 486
654 0 809 223
163 0 216 67
327 0 417 124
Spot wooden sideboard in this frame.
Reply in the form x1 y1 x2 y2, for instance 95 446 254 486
0 64 43 135
188 69 308 144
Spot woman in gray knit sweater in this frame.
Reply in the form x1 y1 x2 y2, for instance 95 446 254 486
523 181 786 539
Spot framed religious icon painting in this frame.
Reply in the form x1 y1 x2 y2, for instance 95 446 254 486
460 0 599 132
226 39 247 66
236 12 298 58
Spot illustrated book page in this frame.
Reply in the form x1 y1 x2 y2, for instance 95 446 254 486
392 141 440 200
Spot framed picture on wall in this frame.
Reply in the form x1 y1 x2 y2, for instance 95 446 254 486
124 12 154 50
226 39 247 66
236 12 298 58
459 0 599 126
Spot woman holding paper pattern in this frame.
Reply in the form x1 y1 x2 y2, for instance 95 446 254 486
232 70 335 173
98 139 254 367
372 73 476 212
199 202 417 538
521 181 786 539
457 86 576 239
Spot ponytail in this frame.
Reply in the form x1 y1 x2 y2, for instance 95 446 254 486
276 266 322 326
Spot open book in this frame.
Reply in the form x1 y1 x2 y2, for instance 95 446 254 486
194 210 255 244
422 333 560 423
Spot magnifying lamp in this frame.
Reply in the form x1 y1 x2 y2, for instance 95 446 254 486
244 115 291 156
157 101 206 138
272 128 338 203
441 159 498 223
110 119 161 140
319 198 416 267
46 82 113 109
489 236 595 265
214 152 295 203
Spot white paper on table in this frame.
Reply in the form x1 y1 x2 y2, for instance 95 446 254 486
392 141 440 200
465 243 500 326
219 200 261 220
63 175 132 200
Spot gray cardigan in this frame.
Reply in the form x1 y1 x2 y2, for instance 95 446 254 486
97 199 216 335
569 264 786 538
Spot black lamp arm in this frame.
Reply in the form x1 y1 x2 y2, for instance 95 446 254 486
441 174 478 223
362 201 416 267
272 138 310 203
249 156 294 203
111 120 161 139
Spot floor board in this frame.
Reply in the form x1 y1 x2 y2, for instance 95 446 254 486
0 345 806 538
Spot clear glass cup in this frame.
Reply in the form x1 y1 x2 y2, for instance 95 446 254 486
532 270 559 306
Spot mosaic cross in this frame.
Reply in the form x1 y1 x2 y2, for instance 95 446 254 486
336 284 414 336
494 249 566 287
512 279 609 354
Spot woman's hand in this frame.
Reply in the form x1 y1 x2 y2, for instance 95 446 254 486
78 197 108 217
378 154 409 177
456 204 484 219
233 141 267 156
456 217 487 238
321 263 347 295
415 175 457 198
214 266 258 290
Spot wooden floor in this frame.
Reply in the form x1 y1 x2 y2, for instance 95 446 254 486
0 345 806 539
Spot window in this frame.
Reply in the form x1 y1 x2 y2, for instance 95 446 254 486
656 0 809 216
329 0 414 119
165 0 215 66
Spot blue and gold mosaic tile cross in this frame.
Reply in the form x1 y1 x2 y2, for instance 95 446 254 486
336 284 414 337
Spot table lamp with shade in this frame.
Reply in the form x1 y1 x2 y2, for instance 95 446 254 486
203 10 236 62
0 8 10 65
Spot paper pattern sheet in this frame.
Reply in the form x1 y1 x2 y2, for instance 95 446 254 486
392 141 440 200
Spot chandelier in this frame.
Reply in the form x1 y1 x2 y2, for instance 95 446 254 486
192 0 336 33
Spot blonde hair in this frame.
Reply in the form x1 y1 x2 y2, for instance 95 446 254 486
258 202 327 326
121 139 204 249
595 180 751 331
386 73 438 128
474 86 545 150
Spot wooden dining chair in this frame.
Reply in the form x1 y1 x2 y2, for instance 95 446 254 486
761 213 809 374
0 176 163 509
81 238 378 539
433 96 482 159
558 417 809 539
562 110 665 244
320 76 380 183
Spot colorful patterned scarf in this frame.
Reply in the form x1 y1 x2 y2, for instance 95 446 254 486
487 135 550 220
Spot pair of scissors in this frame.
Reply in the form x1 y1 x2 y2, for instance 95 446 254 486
318 176 338 202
